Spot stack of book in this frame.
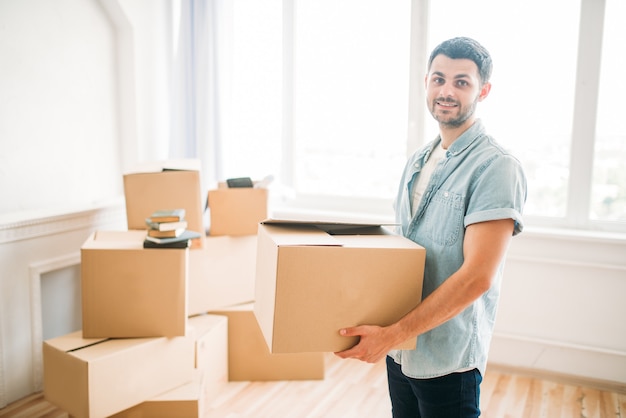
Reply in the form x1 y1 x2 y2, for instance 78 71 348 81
144 209 201 248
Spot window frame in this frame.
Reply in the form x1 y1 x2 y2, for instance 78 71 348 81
272 0 624 234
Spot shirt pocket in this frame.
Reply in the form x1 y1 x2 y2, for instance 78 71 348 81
423 190 464 246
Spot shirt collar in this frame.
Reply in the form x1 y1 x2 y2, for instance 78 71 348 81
445 119 486 157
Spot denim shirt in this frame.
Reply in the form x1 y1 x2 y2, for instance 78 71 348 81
389 120 527 379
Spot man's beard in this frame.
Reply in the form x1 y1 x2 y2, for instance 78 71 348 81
429 97 478 128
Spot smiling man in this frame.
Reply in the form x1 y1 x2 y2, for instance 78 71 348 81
335 37 527 417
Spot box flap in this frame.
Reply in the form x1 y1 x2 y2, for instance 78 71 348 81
81 230 146 249
261 216 393 228
44 330 108 352
124 159 201 174
261 224 342 247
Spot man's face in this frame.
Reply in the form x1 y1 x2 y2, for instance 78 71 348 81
425 55 490 129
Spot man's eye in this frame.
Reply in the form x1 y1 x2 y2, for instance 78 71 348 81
457 80 469 87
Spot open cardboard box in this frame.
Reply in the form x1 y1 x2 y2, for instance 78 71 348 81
81 230 188 338
254 219 425 353
207 181 268 236
43 331 194 418
123 159 205 248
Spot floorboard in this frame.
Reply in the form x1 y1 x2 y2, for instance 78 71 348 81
1 354 624 418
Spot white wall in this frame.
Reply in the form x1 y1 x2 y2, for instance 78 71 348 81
490 228 626 386
0 0 172 407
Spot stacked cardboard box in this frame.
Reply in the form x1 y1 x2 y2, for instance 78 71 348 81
123 159 205 249
202 179 326 382
43 161 427 417
43 229 222 418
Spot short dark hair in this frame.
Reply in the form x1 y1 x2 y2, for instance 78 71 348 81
427 37 493 84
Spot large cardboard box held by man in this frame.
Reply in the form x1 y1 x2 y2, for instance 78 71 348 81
209 303 324 381
81 230 188 338
123 159 205 248
43 331 194 418
254 220 425 353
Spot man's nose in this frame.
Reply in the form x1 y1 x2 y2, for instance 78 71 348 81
438 83 454 98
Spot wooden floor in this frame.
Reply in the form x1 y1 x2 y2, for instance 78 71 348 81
1 354 624 418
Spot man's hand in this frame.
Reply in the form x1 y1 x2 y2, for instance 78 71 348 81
334 325 399 363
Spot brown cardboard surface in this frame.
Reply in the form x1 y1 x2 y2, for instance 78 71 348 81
123 159 205 248
254 222 425 353
187 235 256 315
43 331 194 418
109 315 227 418
81 231 188 338
109 369 206 418
207 187 267 236
188 314 228 399
209 303 324 381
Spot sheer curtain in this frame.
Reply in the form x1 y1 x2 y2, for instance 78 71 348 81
170 0 231 191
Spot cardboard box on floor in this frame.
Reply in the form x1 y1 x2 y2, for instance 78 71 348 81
81 230 188 338
110 371 206 418
110 315 228 418
123 159 205 248
209 303 325 381
188 235 257 315
43 331 194 418
207 182 268 236
254 220 425 354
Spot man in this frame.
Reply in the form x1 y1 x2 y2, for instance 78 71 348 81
335 37 527 417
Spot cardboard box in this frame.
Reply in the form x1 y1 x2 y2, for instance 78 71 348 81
81 230 188 338
43 331 194 418
254 220 425 353
187 235 257 315
123 159 205 248
188 314 228 387
207 185 267 236
110 371 206 418
109 315 228 418
209 303 325 381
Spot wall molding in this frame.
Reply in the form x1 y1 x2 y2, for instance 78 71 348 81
29 253 81 392
489 332 626 392
0 202 127 245
507 254 626 273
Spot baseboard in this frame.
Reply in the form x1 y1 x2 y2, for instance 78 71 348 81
488 332 626 393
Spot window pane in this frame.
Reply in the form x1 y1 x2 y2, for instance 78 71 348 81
428 1 580 218
294 0 411 200
222 0 283 180
591 0 626 222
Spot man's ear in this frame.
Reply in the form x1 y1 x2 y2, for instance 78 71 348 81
478 82 492 101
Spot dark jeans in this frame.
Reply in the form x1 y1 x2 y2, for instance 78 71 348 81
386 356 482 418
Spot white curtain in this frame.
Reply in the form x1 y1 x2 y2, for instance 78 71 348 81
170 0 231 191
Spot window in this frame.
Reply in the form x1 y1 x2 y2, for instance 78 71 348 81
292 1 410 203
592 0 626 223
209 0 626 232
428 0 580 221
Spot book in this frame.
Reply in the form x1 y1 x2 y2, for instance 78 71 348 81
147 228 186 238
145 219 188 231
144 229 202 245
143 239 191 249
148 209 186 223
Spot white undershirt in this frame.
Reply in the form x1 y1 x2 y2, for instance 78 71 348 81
411 144 447 217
